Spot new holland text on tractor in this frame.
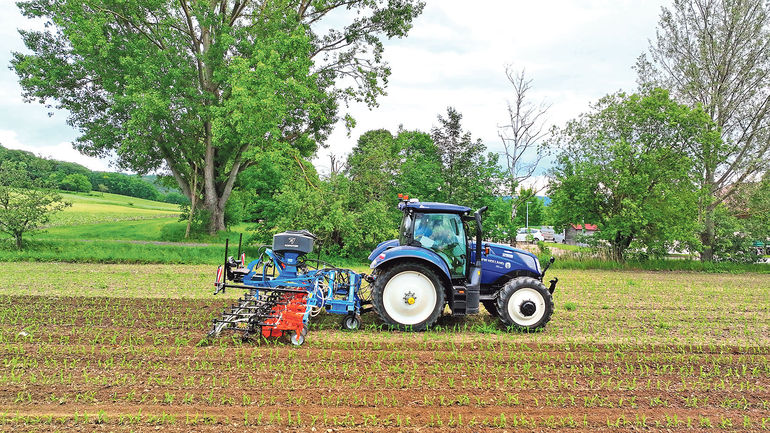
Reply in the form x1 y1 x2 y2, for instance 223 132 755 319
208 196 557 344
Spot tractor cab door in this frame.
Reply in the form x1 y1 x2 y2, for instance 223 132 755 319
413 213 467 279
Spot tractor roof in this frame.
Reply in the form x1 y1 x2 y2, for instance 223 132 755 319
399 201 472 214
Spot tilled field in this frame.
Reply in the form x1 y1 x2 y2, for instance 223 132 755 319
0 266 768 432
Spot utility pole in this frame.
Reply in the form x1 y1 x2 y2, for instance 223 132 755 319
526 201 532 231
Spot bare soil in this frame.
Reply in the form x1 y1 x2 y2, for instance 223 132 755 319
0 294 767 432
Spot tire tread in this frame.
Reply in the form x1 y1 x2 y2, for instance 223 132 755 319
371 262 445 331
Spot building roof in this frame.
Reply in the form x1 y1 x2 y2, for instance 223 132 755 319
570 223 598 231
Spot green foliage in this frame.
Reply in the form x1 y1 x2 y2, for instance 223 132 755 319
711 205 759 263
0 143 184 201
12 0 425 233
646 0 770 260
236 149 319 224
0 161 71 249
745 172 770 240
0 144 90 185
548 88 716 261
431 107 504 207
266 173 396 258
59 173 92 193
162 191 189 205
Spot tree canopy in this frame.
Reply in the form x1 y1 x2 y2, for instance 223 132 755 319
548 89 719 261
644 0 770 260
0 161 71 249
13 0 425 233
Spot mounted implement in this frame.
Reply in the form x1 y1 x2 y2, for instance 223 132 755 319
208 231 367 345
368 195 557 330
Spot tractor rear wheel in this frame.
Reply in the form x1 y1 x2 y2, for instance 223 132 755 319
496 277 553 330
371 262 445 331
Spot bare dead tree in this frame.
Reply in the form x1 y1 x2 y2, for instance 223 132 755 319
329 153 346 175
498 67 551 232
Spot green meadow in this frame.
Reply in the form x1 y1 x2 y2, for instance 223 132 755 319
0 191 766 274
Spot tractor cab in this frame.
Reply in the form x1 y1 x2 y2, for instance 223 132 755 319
398 203 476 279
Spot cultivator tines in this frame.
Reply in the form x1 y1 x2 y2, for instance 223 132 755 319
208 288 310 344
259 292 308 343
210 231 366 345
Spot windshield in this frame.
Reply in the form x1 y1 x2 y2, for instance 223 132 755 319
413 212 467 278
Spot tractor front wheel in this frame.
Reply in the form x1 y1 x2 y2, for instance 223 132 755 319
371 262 445 331
496 277 553 330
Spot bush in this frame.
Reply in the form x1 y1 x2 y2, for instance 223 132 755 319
162 191 189 205
59 173 91 192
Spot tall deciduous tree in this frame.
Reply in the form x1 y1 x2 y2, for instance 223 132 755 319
431 107 503 207
13 0 424 233
644 0 770 260
549 89 718 261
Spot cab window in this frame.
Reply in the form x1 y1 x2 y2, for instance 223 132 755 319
413 213 467 278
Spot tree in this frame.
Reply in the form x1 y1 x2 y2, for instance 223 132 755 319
0 162 71 249
548 89 718 261
431 107 503 206
644 0 770 260
497 67 551 237
392 129 445 201
13 0 425 234
60 173 92 192
747 173 770 240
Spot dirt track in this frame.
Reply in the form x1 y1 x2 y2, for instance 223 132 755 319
0 294 768 432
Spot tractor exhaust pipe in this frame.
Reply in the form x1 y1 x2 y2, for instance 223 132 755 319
474 206 488 264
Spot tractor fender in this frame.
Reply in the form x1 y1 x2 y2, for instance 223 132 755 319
370 245 452 284
367 239 399 261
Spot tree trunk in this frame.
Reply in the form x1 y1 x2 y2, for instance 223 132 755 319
185 163 198 239
700 209 715 262
700 167 717 262
14 233 22 250
202 197 226 234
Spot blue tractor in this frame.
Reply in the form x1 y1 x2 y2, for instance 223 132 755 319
368 197 558 330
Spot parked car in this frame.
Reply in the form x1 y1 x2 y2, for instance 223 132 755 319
539 226 555 242
553 231 566 244
515 228 545 243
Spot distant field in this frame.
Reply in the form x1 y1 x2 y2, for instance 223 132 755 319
47 191 179 227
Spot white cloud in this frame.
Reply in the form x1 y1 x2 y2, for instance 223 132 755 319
314 0 667 175
0 129 113 172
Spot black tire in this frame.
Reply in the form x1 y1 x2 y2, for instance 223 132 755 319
290 332 305 346
341 314 361 331
496 277 553 330
371 262 445 331
482 300 499 317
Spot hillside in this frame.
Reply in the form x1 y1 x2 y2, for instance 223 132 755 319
0 144 187 204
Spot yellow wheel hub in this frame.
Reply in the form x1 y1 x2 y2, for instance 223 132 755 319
407 297 415 305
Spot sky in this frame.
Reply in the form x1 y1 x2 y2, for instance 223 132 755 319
0 0 668 186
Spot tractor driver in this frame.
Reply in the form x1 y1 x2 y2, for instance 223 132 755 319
414 215 466 276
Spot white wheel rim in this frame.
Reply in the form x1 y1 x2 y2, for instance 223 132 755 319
382 271 437 325
291 333 304 345
346 317 358 329
506 288 546 327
